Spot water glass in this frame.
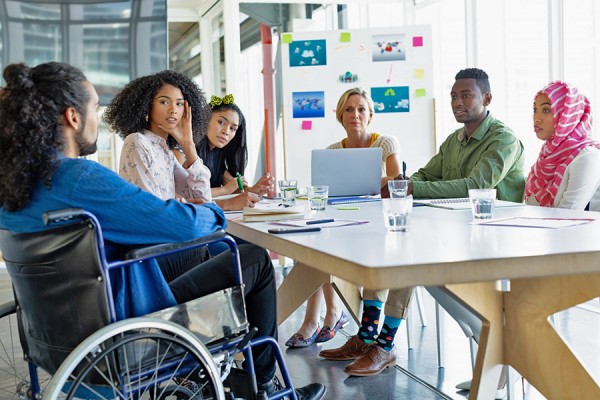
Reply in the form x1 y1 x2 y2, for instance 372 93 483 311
308 185 329 211
278 179 298 206
387 180 410 198
469 189 496 220
382 196 413 232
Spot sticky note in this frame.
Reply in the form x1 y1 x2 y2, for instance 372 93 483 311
414 69 425 79
413 36 423 47
340 32 351 42
415 89 427 97
301 120 312 130
282 34 293 44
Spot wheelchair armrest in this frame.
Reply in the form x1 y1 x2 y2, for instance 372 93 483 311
125 230 231 261
0 300 17 318
43 208 86 225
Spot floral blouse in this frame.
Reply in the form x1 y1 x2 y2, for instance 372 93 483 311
119 130 212 202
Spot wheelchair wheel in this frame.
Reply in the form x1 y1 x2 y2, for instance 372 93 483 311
44 318 225 400
0 301 52 399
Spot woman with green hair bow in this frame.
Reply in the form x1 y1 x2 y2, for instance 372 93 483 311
194 94 275 198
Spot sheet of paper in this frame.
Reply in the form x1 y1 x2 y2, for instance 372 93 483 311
475 217 595 229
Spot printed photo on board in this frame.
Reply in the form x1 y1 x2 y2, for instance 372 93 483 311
372 34 406 62
289 40 327 67
292 91 325 118
371 86 410 113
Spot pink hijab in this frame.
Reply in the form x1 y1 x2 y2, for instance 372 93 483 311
525 81 598 207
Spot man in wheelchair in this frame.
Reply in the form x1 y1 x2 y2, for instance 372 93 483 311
0 62 325 400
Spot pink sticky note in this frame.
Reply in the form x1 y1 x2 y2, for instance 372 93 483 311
413 36 423 47
301 120 312 130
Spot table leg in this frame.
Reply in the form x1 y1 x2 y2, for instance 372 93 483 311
504 273 600 399
331 277 362 324
276 262 330 325
446 282 504 400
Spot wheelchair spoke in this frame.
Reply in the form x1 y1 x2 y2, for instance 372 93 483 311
47 321 225 400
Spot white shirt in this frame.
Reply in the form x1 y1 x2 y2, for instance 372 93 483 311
119 130 212 202
525 146 600 210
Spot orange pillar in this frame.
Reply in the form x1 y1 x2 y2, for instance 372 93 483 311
261 24 277 195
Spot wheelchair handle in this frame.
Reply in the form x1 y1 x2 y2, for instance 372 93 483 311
43 208 86 225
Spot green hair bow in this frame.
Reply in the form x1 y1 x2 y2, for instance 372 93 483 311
210 94 235 108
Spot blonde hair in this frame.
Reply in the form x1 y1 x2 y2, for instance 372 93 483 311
335 87 374 126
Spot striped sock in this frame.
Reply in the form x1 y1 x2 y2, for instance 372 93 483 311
357 300 383 344
377 316 402 351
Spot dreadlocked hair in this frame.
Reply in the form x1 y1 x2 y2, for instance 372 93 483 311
0 62 88 211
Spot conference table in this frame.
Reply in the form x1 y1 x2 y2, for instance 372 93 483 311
226 200 600 399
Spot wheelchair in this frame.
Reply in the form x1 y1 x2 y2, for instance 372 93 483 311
0 208 297 399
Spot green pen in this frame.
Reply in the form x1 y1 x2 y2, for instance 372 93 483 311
236 173 244 192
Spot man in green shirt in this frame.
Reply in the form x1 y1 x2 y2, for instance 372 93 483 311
406 68 525 202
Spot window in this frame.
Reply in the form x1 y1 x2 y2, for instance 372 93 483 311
415 0 466 147
477 0 549 170
564 0 599 129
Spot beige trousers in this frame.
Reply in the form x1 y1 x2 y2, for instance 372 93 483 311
362 287 414 319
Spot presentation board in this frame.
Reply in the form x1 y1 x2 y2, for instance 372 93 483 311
280 25 434 189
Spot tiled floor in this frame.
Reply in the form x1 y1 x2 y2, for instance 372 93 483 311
0 264 599 399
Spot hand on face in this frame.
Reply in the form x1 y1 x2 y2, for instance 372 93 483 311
157 100 193 148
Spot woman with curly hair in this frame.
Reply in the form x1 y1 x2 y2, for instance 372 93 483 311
104 70 212 203
193 94 274 197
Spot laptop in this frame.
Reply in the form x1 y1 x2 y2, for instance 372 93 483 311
311 147 382 197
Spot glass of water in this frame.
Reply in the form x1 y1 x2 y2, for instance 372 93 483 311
278 180 298 206
307 185 329 211
387 179 410 198
468 189 496 220
382 196 413 232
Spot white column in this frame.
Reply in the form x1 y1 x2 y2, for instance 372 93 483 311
464 0 477 67
223 0 241 95
548 0 564 81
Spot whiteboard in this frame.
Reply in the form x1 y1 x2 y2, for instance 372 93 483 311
280 25 434 190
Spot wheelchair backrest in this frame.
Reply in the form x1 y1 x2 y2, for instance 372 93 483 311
0 218 111 374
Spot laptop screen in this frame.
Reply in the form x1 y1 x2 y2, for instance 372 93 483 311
311 148 382 196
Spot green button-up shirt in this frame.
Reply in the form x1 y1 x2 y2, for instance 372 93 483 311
411 112 525 202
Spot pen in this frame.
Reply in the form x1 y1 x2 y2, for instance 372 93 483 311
306 218 335 225
337 207 359 210
402 161 407 179
236 173 244 192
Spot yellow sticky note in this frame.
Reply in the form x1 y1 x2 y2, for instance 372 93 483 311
282 34 293 44
415 89 427 97
414 69 425 79
340 32 351 42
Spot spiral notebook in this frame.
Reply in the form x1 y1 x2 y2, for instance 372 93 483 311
414 198 523 210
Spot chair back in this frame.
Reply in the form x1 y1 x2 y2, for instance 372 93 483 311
0 218 111 374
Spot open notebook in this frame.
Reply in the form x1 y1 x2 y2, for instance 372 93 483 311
414 198 524 210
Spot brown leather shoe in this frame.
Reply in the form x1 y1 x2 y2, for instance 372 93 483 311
344 345 397 376
318 335 372 361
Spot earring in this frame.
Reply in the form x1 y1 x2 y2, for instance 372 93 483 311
145 115 149 122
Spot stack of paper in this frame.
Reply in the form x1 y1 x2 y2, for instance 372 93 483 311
242 203 305 222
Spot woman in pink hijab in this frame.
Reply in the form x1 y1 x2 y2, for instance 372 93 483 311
525 81 600 210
